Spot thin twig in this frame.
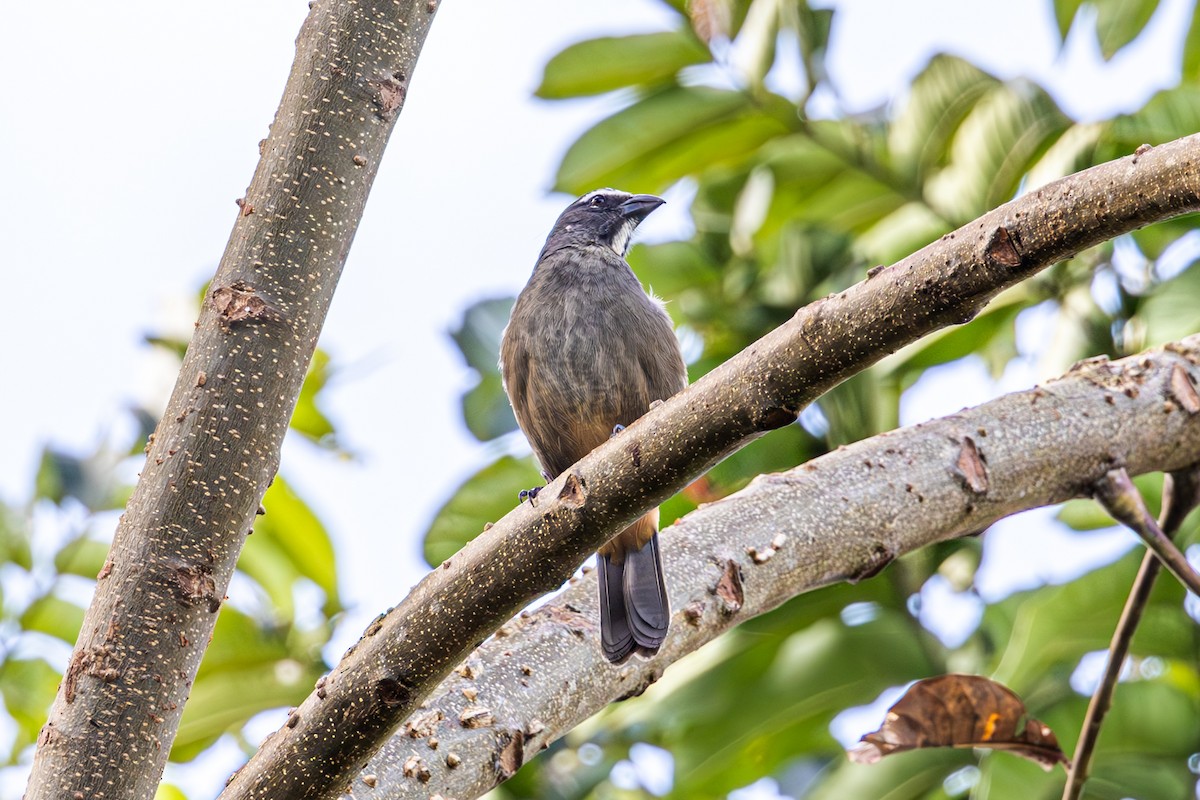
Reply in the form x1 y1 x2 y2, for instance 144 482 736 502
1092 468 1200 595
1063 468 1200 800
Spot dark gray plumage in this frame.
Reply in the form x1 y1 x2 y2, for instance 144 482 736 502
499 188 687 663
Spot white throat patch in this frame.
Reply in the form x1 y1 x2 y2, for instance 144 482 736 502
609 217 638 257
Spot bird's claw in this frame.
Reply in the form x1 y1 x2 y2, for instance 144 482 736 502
610 423 626 438
518 486 542 506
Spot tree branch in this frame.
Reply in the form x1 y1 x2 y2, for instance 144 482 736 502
350 334 1200 799
220 134 1200 800
1063 467 1200 800
23 3 439 798
1092 468 1200 594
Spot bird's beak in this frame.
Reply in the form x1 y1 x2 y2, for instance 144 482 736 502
619 194 665 221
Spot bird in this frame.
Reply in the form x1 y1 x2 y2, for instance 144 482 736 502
499 188 687 663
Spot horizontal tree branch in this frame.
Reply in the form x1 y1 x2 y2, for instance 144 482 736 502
223 134 1200 800
354 334 1200 800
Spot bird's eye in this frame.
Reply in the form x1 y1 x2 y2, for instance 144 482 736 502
589 195 607 208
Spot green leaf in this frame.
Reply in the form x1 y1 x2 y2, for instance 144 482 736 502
1024 121 1105 190
462 373 518 442
422 456 544 567
555 86 789 196
1053 0 1087 39
1052 0 1158 58
1056 499 1123 531
451 297 514 375
683 618 933 793
0 658 61 761
175 658 323 762
236 533 300 619
983 551 1190 693
889 55 997 184
20 594 85 644
754 129 909 241
806 748 969 800
974 743 1065 799
290 349 339 449
144 334 189 360
451 297 518 441
756 223 858 310
628 240 723 318
855 202 951 266
730 0 779 86
1094 0 1160 60
245 477 341 617
176 608 327 761
54 536 110 579
1140 260 1200 346
537 30 710 99
0 505 32 570
1094 677 1200 761
35 445 123 512
1185 0 1200 82
885 292 1025 381
1108 86 1200 150
199 606 291 673
795 3 834 90
155 785 190 800
1083 756 1197 800
924 80 1070 222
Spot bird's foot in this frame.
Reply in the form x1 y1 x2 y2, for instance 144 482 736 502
610 424 626 438
518 486 542 506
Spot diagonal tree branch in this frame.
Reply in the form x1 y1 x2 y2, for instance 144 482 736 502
221 134 1200 800
352 334 1200 800
23 3 440 798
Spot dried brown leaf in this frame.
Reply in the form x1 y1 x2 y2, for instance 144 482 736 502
849 674 1067 770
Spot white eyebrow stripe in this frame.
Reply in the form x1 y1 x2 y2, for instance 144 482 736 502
577 188 622 205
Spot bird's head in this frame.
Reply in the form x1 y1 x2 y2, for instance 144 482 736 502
546 189 665 258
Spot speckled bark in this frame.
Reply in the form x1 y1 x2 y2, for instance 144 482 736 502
220 135 1200 800
23 3 438 799
352 336 1200 800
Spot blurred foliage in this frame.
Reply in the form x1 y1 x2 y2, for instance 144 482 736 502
427 0 1200 797
452 297 519 442
0 314 346 789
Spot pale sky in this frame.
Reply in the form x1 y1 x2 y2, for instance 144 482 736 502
0 0 1190 796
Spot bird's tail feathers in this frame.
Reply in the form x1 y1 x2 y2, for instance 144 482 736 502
598 513 669 663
